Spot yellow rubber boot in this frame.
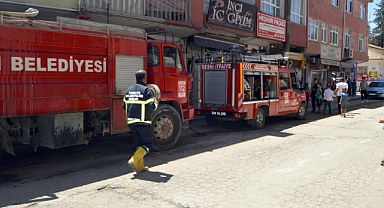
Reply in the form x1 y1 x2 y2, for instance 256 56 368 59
128 146 147 173
136 158 149 172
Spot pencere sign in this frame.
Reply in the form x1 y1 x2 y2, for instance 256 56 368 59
207 0 258 32
256 12 286 42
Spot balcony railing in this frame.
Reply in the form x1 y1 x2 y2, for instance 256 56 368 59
82 0 191 22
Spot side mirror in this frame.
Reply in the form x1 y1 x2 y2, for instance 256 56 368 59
188 55 195 74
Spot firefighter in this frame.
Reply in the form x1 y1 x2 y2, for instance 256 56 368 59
122 70 158 173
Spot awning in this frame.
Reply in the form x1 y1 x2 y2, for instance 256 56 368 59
284 52 305 69
193 36 246 52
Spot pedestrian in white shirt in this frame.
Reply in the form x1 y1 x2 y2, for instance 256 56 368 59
335 78 348 115
323 85 334 115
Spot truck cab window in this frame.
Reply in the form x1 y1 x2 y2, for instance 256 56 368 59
279 72 291 90
164 47 183 71
290 72 301 90
147 45 159 66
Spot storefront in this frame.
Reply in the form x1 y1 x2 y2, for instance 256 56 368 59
340 62 357 81
320 45 341 84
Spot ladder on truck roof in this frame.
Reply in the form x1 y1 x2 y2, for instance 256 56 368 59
0 12 146 39
203 52 284 65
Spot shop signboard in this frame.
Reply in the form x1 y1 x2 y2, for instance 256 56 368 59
207 0 257 32
256 12 286 42
320 45 341 62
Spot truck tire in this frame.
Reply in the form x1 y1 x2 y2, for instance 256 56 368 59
205 115 220 125
296 103 306 120
151 104 182 151
250 108 266 130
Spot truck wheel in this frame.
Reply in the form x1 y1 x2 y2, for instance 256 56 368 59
205 115 220 125
151 104 182 151
250 108 266 130
296 103 306 120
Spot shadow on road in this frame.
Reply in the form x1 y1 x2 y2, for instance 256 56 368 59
0 99 382 207
131 171 173 183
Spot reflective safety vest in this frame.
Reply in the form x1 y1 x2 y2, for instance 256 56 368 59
123 97 158 125
122 82 158 125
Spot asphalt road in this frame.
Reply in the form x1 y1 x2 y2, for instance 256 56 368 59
1 98 384 208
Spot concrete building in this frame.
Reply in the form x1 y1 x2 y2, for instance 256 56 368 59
306 0 371 87
358 44 384 82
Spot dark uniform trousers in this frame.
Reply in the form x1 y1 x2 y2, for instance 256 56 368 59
129 124 155 150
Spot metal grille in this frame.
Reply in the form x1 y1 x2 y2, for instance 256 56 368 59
204 70 227 106
83 0 191 22
115 55 144 95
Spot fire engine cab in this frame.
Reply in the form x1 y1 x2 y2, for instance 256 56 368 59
192 52 307 129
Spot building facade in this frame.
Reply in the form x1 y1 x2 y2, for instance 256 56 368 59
1 0 373 87
306 0 371 87
358 44 384 83
0 0 306 64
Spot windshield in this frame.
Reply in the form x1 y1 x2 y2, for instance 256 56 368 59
369 82 384 87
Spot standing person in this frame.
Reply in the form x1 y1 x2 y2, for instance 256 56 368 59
335 78 348 115
323 84 334 115
305 86 310 111
339 88 350 118
347 77 352 95
351 79 357 97
122 70 158 173
360 77 369 103
328 78 336 91
311 78 319 113
315 83 323 114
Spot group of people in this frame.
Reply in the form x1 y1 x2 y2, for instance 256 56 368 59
307 77 369 117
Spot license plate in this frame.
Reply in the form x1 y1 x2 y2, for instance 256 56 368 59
369 93 376 95
212 111 226 116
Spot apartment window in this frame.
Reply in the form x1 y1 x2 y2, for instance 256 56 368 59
261 0 281 17
360 4 366 19
330 26 339 46
308 18 318 41
358 36 364 52
332 0 339 7
291 0 304 24
344 30 352 48
346 0 352 13
321 23 327 43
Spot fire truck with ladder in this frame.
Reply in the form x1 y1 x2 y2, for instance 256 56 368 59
0 13 194 158
191 52 307 129
0 11 306 160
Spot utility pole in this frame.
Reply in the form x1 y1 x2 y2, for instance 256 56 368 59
284 0 292 52
106 0 110 24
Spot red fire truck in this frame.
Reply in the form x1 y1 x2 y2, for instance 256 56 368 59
0 15 306 159
0 16 194 157
192 53 307 129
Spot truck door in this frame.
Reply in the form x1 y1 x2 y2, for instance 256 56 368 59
290 72 302 109
162 45 188 105
278 72 295 112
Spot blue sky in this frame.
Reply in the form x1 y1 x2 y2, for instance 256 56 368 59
369 0 380 28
